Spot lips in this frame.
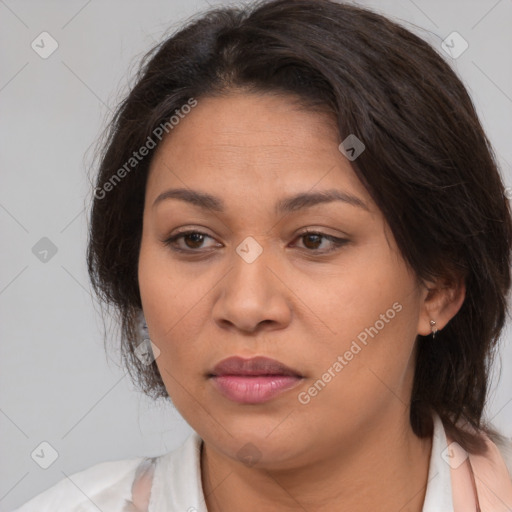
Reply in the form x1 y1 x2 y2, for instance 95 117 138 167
208 356 304 404
209 356 303 378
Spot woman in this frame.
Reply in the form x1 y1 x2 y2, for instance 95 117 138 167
14 0 512 511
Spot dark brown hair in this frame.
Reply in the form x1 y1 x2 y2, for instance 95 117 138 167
87 0 512 454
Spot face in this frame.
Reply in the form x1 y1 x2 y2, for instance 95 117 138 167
138 92 429 469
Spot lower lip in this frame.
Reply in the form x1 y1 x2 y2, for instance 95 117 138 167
210 375 303 404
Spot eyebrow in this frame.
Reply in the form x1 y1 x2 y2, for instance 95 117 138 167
152 187 369 214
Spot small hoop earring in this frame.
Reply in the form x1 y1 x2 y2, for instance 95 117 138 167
430 319 438 339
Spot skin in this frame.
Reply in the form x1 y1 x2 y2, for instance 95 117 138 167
138 91 466 512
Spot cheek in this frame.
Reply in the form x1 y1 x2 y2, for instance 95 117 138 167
300 302 419 428
302 253 421 402
139 234 194 330
138 240 186 364
138 263 204 408
138 237 215 380
306 253 416 346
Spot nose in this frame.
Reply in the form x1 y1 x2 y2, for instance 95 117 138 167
211 240 292 334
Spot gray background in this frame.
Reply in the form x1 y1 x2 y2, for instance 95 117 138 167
1 0 511 510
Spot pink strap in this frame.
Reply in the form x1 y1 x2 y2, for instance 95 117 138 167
446 430 512 511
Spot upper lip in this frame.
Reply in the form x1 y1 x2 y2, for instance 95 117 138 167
209 356 303 377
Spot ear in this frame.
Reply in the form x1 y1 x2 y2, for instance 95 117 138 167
417 274 466 336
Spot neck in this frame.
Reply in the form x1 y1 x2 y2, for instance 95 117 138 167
200 411 433 512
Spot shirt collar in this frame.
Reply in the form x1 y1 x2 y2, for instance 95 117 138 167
150 429 208 512
152 411 453 512
422 411 455 512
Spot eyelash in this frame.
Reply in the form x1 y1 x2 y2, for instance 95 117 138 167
163 229 349 255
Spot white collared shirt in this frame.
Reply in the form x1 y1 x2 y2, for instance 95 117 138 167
13 412 512 511
422 411 456 512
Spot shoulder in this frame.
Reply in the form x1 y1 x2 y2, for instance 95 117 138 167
13 455 147 512
13 432 204 512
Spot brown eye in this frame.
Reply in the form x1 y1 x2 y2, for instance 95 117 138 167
183 232 206 249
163 229 348 256
163 230 220 252
302 233 323 250
294 231 349 254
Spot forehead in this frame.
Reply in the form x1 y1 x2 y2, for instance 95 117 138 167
146 92 372 211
